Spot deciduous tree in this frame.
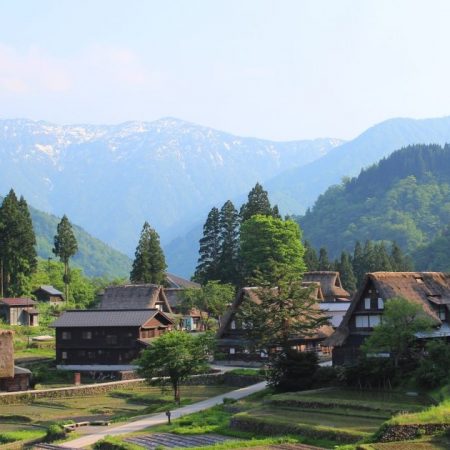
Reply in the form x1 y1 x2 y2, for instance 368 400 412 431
136 331 214 403
240 215 306 285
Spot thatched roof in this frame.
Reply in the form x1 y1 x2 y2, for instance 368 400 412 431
99 284 172 313
325 272 450 347
303 272 350 301
166 273 200 289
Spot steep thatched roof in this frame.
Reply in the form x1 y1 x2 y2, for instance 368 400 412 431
303 272 350 301
325 272 450 347
166 273 200 289
99 284 172 313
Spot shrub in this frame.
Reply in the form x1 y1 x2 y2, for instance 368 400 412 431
267 349 319 391
312 366 339 387
45 424 66 442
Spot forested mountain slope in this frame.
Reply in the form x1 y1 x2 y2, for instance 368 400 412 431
30 205 131 278
297 144 450 266
266 116 450 214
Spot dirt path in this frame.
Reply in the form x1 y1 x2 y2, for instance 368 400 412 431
59 381 267 449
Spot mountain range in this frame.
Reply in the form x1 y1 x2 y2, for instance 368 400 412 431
3 115 450 278
0 117 341 258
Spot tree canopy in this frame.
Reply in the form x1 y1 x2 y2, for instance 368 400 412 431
180 281 235 330
362 297 434 367
0 189 37 296
130 222 167 285
53 214 78 303
136 331 214 403
240 215 306 285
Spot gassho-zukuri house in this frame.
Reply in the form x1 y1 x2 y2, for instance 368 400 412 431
216 284 334 363
51 309 174 372
327 271 450 365
303 271 351 328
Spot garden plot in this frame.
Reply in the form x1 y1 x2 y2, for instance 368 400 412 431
127 432 234 449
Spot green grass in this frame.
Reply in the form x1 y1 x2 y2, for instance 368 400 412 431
227 368 265 377
244 406 383 433
270 388 431 414
388 400 450 425
0 429 46 444
0 385 233 427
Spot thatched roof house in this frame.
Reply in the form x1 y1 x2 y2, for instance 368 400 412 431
303 271 350 302
98 284 172 313
328 272 450 365
216 284 333 362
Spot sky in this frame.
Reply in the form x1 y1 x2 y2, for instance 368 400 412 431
1 0 450 141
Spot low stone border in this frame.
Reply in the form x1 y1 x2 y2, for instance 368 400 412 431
0 372 261 405
376 423 450 442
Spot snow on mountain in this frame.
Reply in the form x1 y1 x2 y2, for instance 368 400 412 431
0 117 342 262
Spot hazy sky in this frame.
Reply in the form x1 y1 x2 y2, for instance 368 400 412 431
1 0 450 140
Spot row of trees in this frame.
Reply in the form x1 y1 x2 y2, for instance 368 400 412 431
304 240 413 292
0 189 78 301
194 183 294 286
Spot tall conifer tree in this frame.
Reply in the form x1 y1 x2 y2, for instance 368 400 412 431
303 241 319 271
217 200 240 285
0 190 37 297
352 240 365 285
193 207 221 284
240 182 276 222
318 247 331 270
53 215 78 303
130 222 167 285
338 251 357 293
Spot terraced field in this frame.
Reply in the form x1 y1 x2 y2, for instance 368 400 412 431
230 388 432 444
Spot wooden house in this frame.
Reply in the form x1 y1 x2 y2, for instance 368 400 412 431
165 273 200 289
328 272 450 365
303 272 351 328
0 298 39 326
216 285 333 363
33 285 64 304
51 309 174 370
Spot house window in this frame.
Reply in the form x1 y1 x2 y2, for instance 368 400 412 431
230 320 236 330
229 347 235 354
355 315 369 328
82 331 92 339
106 335 118 344
377 298 384 309
260 350 268 358
364 298 371 310
438 306 446 321
62 351 67 359
370 315 382 327
62 331 71 340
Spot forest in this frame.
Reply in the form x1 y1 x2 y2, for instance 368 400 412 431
297 144 450 272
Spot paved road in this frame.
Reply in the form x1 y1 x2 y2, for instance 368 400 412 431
60 381 267 449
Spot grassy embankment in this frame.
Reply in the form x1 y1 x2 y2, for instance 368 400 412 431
108 387 444 450
0 384 233 447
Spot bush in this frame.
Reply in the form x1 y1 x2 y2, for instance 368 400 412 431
267 349 319 391
45 424 66 442
415 341 450 389
312 366 339 388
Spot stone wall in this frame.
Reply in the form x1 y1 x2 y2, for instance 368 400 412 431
376 423 450 442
